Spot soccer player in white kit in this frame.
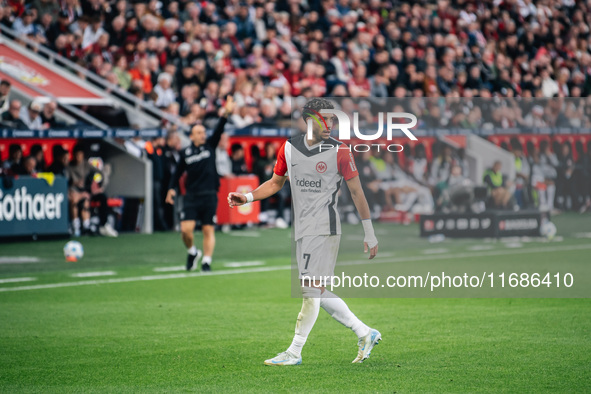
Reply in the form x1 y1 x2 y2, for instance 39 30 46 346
228 98 381 365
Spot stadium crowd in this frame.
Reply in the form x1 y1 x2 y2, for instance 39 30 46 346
2 0 591 233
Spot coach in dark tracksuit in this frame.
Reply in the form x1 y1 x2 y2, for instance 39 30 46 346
166 96 235 271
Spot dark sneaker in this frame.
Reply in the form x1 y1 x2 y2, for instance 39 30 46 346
186 249 202 271
201 262 211 272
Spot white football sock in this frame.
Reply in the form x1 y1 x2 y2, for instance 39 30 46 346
539 188 547 209
202 256 212 265
187 245 197 255
73 218 81 231
82 219 90 229
286 286 321 357
320 290 370 339
547 184 556 210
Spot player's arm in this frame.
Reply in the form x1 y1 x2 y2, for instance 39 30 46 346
165 153 186 204
346 175 378 259
207 96 235 148
228 173 287 207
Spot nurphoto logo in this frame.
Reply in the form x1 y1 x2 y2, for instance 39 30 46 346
305 108 418 152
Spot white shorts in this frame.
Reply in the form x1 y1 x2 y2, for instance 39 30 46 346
296 235 341 280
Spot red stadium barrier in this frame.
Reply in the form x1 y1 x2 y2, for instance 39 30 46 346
216 175 260 225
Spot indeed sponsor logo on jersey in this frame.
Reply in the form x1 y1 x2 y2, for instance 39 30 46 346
295 177 322 189
186 150 211 164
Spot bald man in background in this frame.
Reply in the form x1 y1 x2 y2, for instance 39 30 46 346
166 97 235 271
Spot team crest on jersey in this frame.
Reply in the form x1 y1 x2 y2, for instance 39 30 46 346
316 161 327 173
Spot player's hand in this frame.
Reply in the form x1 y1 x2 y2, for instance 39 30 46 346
224 95 235 116
227 192 246 208
364 241 378 260
165 189 176 205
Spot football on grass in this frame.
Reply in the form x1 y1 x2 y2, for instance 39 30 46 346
540 220 557 240
64 241 84 262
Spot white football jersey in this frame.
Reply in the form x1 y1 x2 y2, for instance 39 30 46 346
274 134 358 240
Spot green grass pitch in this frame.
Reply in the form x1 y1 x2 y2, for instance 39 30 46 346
0 213 589 392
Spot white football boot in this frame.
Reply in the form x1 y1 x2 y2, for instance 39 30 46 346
264 351 302 366
352 329 382 363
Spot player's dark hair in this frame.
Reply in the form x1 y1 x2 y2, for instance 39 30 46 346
302 98 334 122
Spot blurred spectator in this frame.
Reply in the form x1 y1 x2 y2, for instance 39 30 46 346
153 73 176 108
0 79 11 114
347 65 371 98
29 144 46 172
483 161 513 210
145 137 169 231
3 143 23 174
113 55 132 90
357 150 384 215
19 100 44 130
18 156 37 176
68 143 92 236
215 133 233 178
436 165 474 212
40 100 62 128
556 142 576 210
1 100 27 129
32 0 60 22
12 9 46 43
513 144 531 208
162 130 182 230
429 145 456 186
82 15 104 50
129 58 153 95
230 143 248 175
579 142 591 213
45 11 73 45
539 140 559 211
47 144 69 177
87 154 118 238
408 144 429 186
522 105 548 128
384 153 434 214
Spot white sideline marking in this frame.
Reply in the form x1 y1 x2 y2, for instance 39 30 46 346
2 244 590 292
423 248 448 255
378 252 395 258
71 271 116 278
153 266 185 272
0 265 291 292
228 232 261 237
340 243 591 267
0 257 41 264
0 277 36 284
505 242 523 248
573 232 591 238
467 245 494 251
223 261 264 268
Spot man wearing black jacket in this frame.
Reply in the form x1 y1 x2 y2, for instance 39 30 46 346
166 96 235 271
